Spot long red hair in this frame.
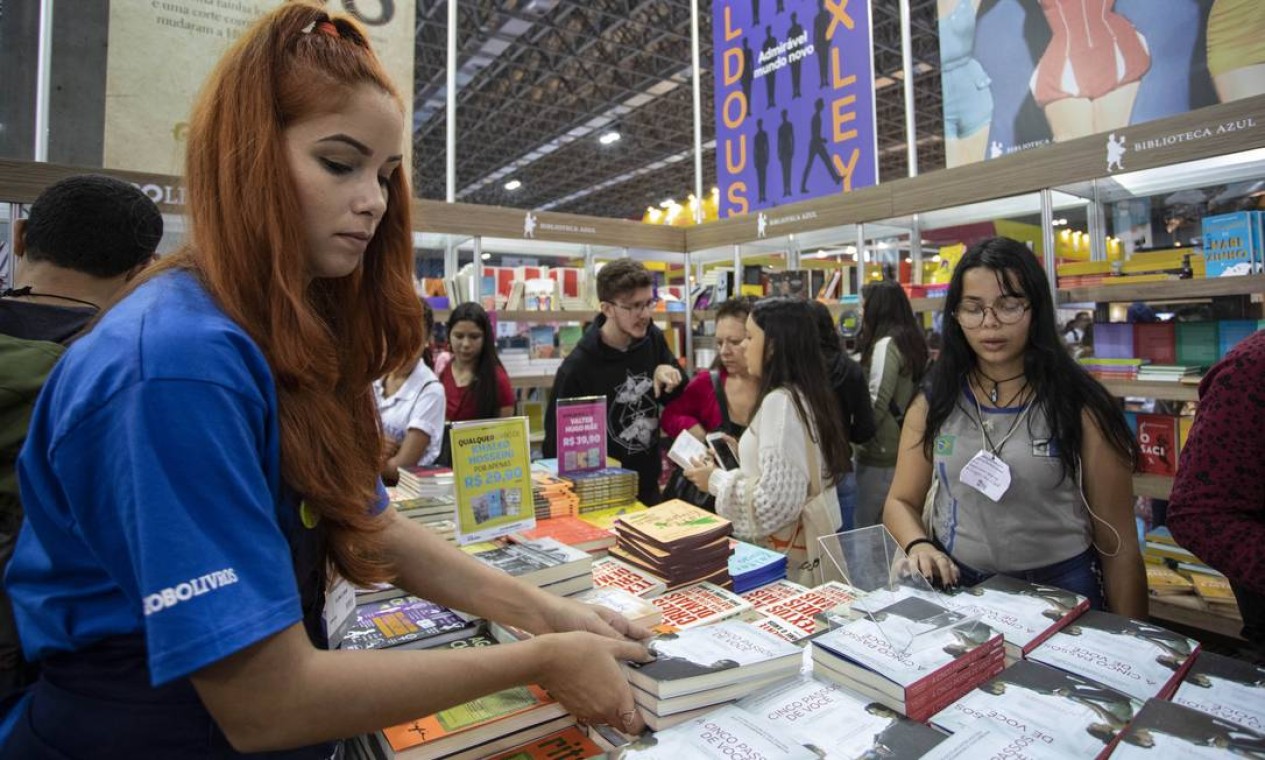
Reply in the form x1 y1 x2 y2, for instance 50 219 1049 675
142 3 422 584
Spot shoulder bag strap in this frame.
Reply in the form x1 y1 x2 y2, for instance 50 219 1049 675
710 370 733 430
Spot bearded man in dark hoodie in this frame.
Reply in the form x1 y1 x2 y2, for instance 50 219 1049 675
544 260 683 505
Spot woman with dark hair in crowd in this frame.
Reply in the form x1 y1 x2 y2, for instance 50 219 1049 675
376 300 446 482
883 236 1145 617
438 301 515 422
853 280 929 528
809 301 875 529
685 298 851 559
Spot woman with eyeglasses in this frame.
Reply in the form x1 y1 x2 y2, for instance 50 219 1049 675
882 237 1146 617
853 280 928 529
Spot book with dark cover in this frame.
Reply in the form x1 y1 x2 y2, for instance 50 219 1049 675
931 660 1140 760
467 536 593 587
1028 610 1199 702
1110 698 1265 758
342 596 478 651
625 621 801 699
1173 651 1265 733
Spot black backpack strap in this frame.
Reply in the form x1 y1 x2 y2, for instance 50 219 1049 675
710 370 733 431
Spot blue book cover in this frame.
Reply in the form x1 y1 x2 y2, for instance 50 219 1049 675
1218 320 1259 358
1095 323 1134 359
1201 212 1256 278
729 540 788 579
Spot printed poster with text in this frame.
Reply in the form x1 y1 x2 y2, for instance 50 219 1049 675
712 0 878 219
451 417 534 545
556 396 608 476
103 1 415 176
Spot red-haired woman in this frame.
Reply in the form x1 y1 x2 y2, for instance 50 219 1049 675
1 5 648 757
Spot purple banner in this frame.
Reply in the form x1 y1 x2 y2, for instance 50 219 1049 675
713 0 878 219
556 396 607 476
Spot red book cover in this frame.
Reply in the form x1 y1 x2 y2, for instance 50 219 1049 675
1137 414 1180 475
761 582 862 636
1133 322 1177 365
515 517 615 553
496 267 515 297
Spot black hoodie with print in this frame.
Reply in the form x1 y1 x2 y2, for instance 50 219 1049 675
543 314 681 505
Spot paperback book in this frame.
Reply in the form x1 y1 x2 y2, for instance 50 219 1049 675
1027 610 1199 702
1172 651 1265 733
571 586 664 628
1110 698 1265 758
591 556 667 598
465 536 593 588
342 596 479 652
740 579 810 611
485 726 604 760
759 581 864 638
625 621 802 700
947 574 1088 661
728 539 789 594
650 582 754 630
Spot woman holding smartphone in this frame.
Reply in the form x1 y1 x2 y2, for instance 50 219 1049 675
684 298 850 550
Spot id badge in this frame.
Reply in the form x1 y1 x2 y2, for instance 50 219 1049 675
961 450 1012 502
323 574 357 649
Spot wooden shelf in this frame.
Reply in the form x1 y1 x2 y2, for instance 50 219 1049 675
436 310 686 324
1149 598 1244 642
1058 274 1265 305
508 374 555 389
1100 379 1200 401
910 296 946 313
1133 474 1174 500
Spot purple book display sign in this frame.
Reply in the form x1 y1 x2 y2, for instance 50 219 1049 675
556 396 608 476
713 0 878 219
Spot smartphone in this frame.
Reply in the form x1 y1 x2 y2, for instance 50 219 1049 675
706 432 740 471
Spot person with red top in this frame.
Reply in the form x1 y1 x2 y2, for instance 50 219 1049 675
437 301 515 423
1168 330 1265 648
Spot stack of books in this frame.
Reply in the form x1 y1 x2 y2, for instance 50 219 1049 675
576 503 646 532
465 536 594 597
1143 528 1242 619
368 684 573 760
811 594 1005 721
756 581 863 640
1172 651 1265 734
569 467 638 513
342 596 484 652
530 472 579 520
598 704 816 758
1027 610 1200 701
623 622 802 731
570 586 663 628
1077 357 1147 382
392 495 458 540
728 540 788 594
590 556 667 598
514 516 616 554
484 726 604 760
1135 363 1205 383
1111 698 1265 758
396 465 455 500
650 581 753 630
945 575 1088 664
611 500 734 590
928 659 1141 759
740 579 809 611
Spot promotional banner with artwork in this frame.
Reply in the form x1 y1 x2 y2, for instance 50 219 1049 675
451 417 534 545
941 0 1265 168
103 1 415 176
712 0 879 219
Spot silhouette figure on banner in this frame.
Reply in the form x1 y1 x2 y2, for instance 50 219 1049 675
762 26 779 109
788 12 804 99
814 0 832 89
801 98 841 193
777 109 795 198
751 0 760 26
755 118 770 203
777 0 785 12
740 36 755 106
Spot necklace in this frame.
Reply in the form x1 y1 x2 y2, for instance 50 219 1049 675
1 285 99 310
973 367 1025 404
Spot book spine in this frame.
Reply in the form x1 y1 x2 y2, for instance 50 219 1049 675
905 638 1005 699
1020 600 1090 655
904 649 1007 722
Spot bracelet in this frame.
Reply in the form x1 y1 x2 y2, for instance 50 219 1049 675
904 537 935 555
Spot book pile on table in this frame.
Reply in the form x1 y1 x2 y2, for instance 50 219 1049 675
728 539 787 594
464 536 594 597
590 556 667 598
1110 698 1265 759
514 516 616 554
650 581 753 631
754 581 863 640
1172 652 1265 736
943 574 1088 664
623 621 802 731
610 500 734 590
569 467 638 513
342 596 486 652
811 592 1005 721
571 586 663 628
396 465 455 500
531 471 578 520
392 495 458 541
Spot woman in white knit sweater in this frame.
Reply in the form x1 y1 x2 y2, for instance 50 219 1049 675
684 298 852 545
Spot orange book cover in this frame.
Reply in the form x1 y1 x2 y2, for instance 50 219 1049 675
516 517 614 551
485 726 603 760
382 684 561 755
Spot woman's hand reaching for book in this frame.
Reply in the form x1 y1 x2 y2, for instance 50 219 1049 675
905 543 961 588
540 596 652 642
536 631 653 733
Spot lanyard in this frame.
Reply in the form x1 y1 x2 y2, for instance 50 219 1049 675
969 385 1031 458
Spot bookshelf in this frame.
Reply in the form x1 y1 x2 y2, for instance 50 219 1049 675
1057 274 1265 305
1100 380 1200 402
508 374 557 390
1133 474 1174 500
1148 597 1244 642
434 309 687 325
910 296 946 314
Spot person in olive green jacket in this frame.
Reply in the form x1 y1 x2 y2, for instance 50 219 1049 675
854 281 928 528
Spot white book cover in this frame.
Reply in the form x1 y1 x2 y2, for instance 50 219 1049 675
591 556 667 598
607 705 818 759
626 621 801 698
737 677 948 759
572 586 663 628
930 660 1140 759
1111 698 1265 759
651 582 753 630
741 579 810 610
750 614 810 643
948 575 1086 654
1027 611 1198 702
667 430 710 470
1173 651 1265 733
761 582 863 636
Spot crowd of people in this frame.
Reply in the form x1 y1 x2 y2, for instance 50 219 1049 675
0 2 1258 756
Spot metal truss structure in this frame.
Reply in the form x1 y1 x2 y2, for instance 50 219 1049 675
412 1 943 220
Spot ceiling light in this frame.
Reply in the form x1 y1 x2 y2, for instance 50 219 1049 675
599 131 621 145
504 179 522 191
480 252 491 261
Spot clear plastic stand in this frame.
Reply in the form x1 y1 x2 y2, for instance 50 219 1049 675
818 525 981 654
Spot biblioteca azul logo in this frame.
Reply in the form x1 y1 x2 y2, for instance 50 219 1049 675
1106 133 1127 173
523 211 537 238
757 212 769 239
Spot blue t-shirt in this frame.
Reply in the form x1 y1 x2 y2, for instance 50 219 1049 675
9 270 383 689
